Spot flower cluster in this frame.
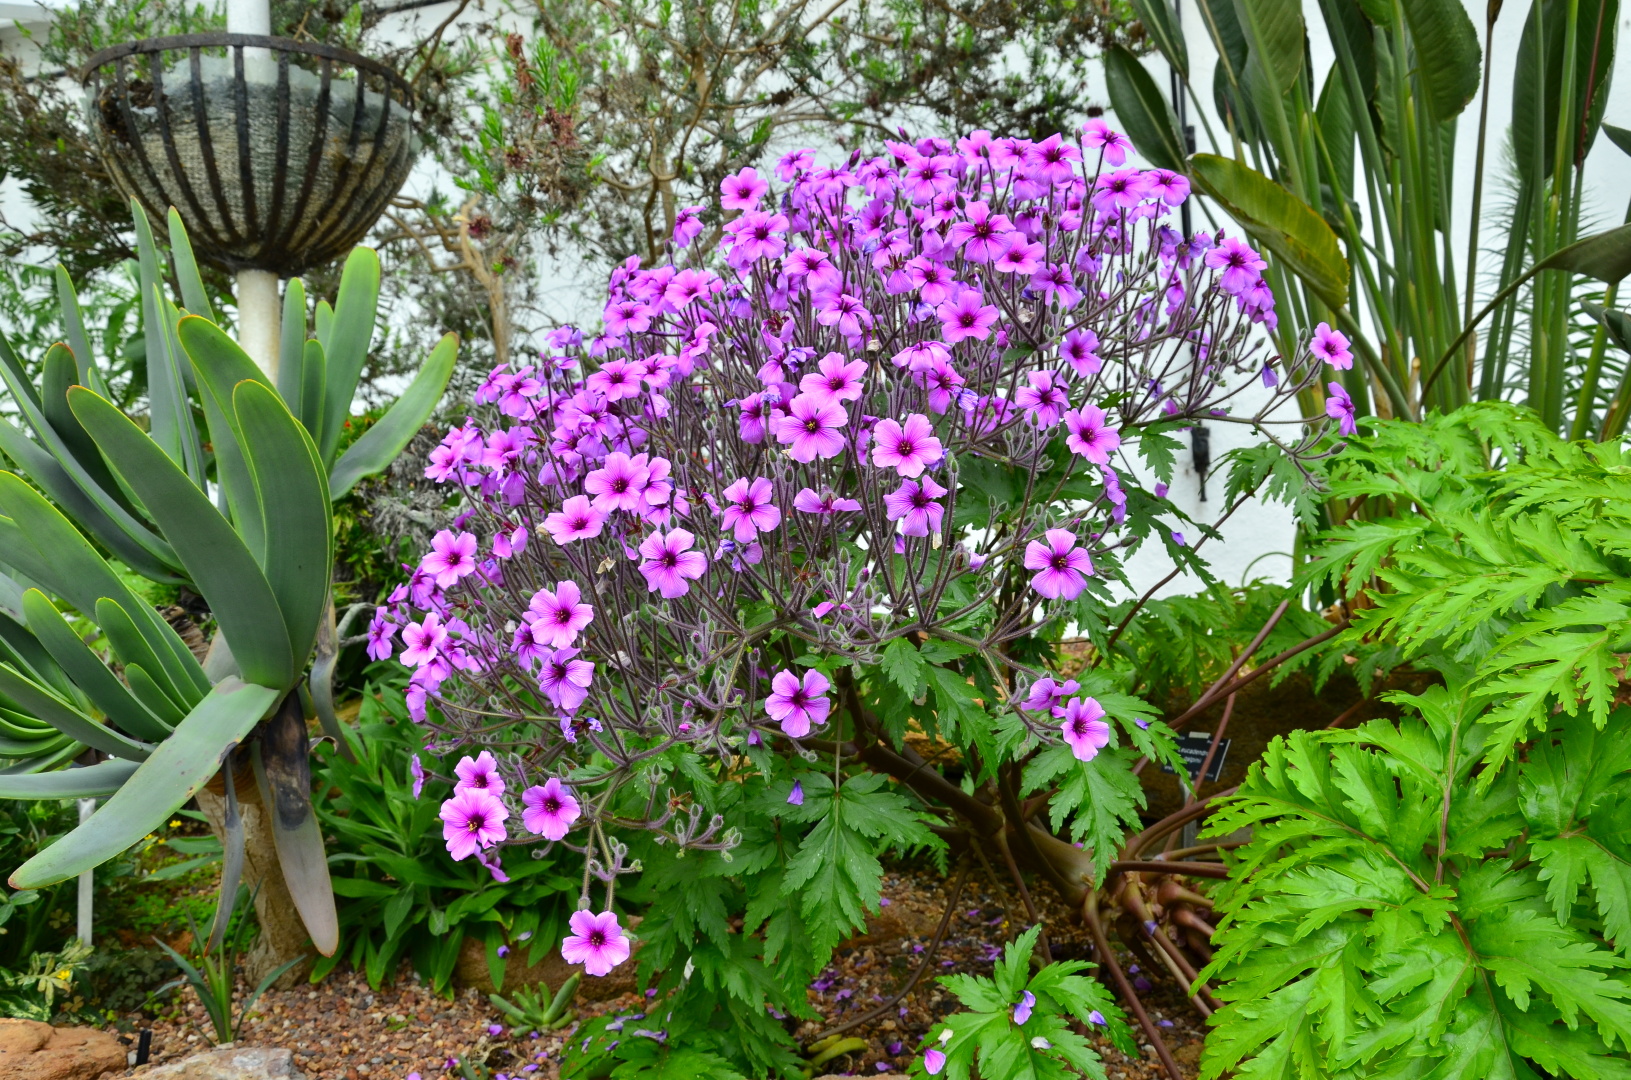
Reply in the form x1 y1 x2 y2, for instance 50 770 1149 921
374 126 1335 979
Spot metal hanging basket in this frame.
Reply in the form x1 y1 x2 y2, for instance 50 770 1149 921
83 33 417 276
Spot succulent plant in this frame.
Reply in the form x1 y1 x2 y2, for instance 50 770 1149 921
0 199 456 954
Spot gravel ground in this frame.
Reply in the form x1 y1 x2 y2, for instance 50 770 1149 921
98 866 1207 1080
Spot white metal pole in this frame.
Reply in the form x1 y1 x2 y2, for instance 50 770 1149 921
76 798 95 945
236 269 281 380
224 0 270 36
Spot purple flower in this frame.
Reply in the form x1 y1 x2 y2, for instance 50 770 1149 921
815 293 875 341
1147 169 1190 205
585 452 651 514
560 910 632 976
1082 119 1131 165
526 581 595 648
543 495 606 544
787 780 804 806
400 613 449 667
365 611 396 662
455 751 505 797
870 414 944 477
883 476 947 537
1087 1009 1106 1025
1023 529 1093 600
923 1048 947 1075
537 648 594 711
936 288 1000 344
1312 322 1354 370
489 1024 504 1036
1326 382 1357 436
638 529 708 598
793 488 863 515
672 205 704 246
1060 697 1112 762
1021 677 1079 714
948 201 1013 262
1063 405 1120 465
1013 990 1036 1025
1204 236 1267 296
720 166 768 210
765 668 831 737
422 530 479 587
1014 372 1067 428
522 778 581 840
439 788 509 861
1059 328 1102 377
720 477 782 541
774 396 849 462
410 753 425 799
798 353 868 408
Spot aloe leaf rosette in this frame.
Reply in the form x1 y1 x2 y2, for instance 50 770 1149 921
0 202 457 956
0 366 339 953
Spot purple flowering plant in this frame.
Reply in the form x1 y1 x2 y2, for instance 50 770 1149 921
375 128 1337 1073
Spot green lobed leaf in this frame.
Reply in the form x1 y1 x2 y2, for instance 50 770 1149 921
9 678 278 888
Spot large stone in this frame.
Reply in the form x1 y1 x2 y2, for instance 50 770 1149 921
0 1020 127 1080
141 1045 304 1080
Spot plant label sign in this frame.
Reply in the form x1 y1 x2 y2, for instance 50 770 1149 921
1160 732 1230 782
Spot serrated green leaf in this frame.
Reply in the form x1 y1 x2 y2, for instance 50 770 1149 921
880 637 928 697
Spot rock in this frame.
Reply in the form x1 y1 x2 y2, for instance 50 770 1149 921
0 1020 128 1080
141 1045 305 1080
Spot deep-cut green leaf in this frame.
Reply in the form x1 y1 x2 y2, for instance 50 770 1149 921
68 388 294 690
9 677 278 888
329 332 456 499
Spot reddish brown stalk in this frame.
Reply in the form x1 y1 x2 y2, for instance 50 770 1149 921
1083 891 1184 1080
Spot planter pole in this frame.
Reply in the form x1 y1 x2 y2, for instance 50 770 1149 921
236 269 281 380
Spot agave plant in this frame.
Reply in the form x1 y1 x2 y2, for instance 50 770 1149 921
0 200 456 959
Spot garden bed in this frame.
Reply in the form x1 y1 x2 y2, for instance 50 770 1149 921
91 864 1205 1080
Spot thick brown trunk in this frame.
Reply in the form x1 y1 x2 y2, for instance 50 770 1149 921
196 778 313 989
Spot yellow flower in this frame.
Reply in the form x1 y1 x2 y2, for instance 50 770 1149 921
169 820 181 828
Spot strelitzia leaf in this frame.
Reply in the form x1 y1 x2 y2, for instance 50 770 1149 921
9 677 279 889
1104 46 1188 173
234 379 332 669
68 387 294 691
329 332 456 499
0 758 139 798
21 589 172 742
1190 153 1351 309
